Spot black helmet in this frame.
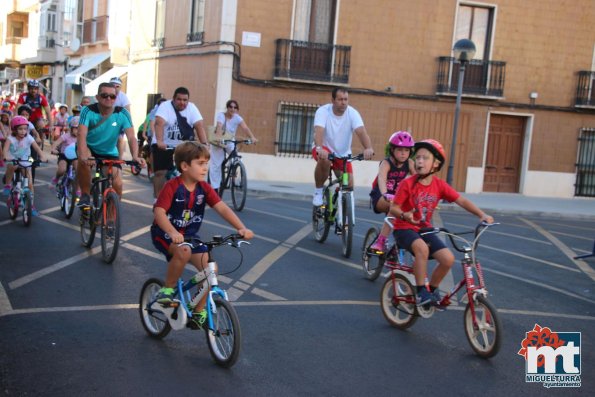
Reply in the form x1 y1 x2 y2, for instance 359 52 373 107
17 104 32 115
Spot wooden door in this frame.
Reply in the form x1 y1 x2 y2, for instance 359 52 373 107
483 114 525 192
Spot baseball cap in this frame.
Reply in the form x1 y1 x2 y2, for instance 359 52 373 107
110 77 123 85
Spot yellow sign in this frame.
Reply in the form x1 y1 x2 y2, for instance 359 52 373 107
25 65 51 79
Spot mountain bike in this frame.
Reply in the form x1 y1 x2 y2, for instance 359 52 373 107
378 220 502 358
218 139 252 211
312 153 364 258
139 233 248 368
52 151 78 219
6 159 40 227
79 158 138 264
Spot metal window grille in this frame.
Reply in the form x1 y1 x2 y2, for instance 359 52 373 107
275 102 319 157
575 128 595 197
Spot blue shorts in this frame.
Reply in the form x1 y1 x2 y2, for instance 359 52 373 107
150 224 208 261
394 229 447 259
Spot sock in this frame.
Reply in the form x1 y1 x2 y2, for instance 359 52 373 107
315 187 323 194
429 285 437 292
416 286 425 294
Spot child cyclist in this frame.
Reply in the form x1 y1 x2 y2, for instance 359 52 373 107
50 116 79 187
151 141 254 328
390 139 493 307
369 131 415 252
2 116 47 215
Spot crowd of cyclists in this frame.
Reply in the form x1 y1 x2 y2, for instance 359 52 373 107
2 81 495 312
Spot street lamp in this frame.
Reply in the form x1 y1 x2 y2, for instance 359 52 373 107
446 39 476 187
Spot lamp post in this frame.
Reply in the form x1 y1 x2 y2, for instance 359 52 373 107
446 39 476 187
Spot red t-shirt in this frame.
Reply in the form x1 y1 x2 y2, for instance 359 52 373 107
17 93 49 123
392 175 459 232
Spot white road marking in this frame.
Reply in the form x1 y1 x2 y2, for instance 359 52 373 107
0 281 13 315
2 301 593 322
9 247 102 289
482 266 595 305
521 217 595 281
482 244 581 273
244 206 308 223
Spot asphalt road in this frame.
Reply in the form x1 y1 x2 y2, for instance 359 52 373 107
1 163 593 396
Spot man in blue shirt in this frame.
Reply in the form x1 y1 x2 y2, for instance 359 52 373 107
76 82 145 207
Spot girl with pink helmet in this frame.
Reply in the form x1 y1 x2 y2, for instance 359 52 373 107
369 130 416 252
2 116 47 215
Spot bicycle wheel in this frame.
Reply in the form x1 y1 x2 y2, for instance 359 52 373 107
230 162 247 211
312 188 331 242
22 191 32 227
63 180 76 219
205 296 242 368
80 190 97 247
341 193 353 258
139 278 172 339
380 273 418 329
7 191 18 220
362 227 385 281
464 295 502 358
101 191 121 264
219 163 228 199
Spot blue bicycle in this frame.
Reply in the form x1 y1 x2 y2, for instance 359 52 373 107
52 147 78 219
139 233 248 367
6 159 40 227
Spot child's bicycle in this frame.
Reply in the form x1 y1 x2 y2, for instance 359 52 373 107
312 153 364 258
79 158 138 264
218 139 252 212
371 218 502 358
139 233 249 368
5 158 40 227
131 142 152 178
51 147 77 219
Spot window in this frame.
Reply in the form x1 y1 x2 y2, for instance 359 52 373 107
153 0 166 48
575 128 595 197
47 8 57 32
276 102 319 156
187 0 205 43
293 0 336 44
455 4 494 61
11 21 24 38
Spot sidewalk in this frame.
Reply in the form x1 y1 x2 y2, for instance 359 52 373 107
247 179 595 220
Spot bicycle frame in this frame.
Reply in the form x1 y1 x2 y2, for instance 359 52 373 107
384 223 496 312
324 154 359 228
220 140 248 188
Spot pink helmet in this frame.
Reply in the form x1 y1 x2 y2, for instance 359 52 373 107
389 131 415 148
11 116 29 130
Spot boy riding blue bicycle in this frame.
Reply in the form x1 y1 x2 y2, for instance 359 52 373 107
151 141 253 328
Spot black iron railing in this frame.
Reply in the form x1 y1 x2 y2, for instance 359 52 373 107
186 31 204 43
437 57 506 97
575 71 595 107
576 128 595 197
151 37 165 49
274 39 350 84
275 102 319 156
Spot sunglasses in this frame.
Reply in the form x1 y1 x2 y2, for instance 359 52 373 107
228 105 238 109
99 93 117 100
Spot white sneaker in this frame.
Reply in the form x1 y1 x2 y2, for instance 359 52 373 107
312 191 323 206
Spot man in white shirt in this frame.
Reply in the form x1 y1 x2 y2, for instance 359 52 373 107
312 87 374 206
152 86 207 198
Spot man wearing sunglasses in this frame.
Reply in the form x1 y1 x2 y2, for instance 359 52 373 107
76 82 146 208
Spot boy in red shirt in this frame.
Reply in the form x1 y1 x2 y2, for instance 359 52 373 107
390 139 494 307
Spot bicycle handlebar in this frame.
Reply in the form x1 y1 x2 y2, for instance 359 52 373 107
420 222 499 253
180 233 251 250
9 159 42 168
220 139 253 145
87 157 140 167
327 153 365 162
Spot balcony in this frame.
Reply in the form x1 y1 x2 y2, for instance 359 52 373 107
187 31 204 43
436 57 506 98
83 15 109 44
575 71 595 107
274 39 350 84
